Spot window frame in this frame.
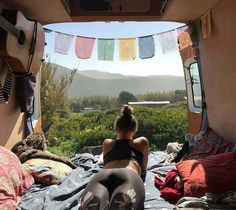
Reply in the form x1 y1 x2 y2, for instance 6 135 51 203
184 60 202 113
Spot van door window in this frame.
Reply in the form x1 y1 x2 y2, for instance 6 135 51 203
189 62 202 108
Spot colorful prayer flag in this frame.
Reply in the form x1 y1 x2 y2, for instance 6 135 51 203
177 26 193 50
157 30 178 54
54 32 74 55
75 36 95 59
97 39 115 61
118 38 136 61
138 35 155 59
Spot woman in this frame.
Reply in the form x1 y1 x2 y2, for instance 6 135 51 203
81 105 149 210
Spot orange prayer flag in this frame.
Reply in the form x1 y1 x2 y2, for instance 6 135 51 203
177 26 193 50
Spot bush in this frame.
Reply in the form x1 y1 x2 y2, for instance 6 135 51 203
47 107 187 155
73 126 115 153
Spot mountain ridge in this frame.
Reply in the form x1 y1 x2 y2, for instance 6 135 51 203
51 63 185 98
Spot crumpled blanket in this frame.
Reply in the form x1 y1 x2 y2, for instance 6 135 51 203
174 191 236 209
0 146 34 209
164 142 184 164
11 132 77 169
154 168 184 204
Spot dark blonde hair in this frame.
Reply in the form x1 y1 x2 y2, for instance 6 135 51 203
114 105 138 133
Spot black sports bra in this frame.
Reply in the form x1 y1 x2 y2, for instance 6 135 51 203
103 139 146 182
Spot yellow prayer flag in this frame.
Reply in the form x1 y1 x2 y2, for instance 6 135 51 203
118 38 136 61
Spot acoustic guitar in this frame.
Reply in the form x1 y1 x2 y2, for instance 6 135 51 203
0 9 45 75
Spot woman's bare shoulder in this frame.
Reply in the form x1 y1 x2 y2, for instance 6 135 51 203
130 136 149 152
102 139 115 154
133 136 149 145
103 138 115 145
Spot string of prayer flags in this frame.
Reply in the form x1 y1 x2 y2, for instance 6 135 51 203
177 26 193 50
201 10 212 39
75 36 95 59
54 32 74 55
51 24 185 61
97 39 115 61
138 35 155 59
118 38 136 61
157 30 178 54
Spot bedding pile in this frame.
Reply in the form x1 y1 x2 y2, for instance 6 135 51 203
0 146 34 209
155 127 236 209
3 126 235 210
16 151 175 210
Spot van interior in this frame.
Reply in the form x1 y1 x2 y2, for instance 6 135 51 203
0 0 236 209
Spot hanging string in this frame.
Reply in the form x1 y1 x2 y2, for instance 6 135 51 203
43 23 190 40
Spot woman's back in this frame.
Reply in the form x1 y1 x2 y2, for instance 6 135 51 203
103 137 148 176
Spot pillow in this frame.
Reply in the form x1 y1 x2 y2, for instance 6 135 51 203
176 152 236 197
0 146 34 209
24 158 73 183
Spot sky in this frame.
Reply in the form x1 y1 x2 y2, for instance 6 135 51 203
44 21 185 76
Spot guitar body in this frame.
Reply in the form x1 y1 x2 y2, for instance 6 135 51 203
0 9 45 75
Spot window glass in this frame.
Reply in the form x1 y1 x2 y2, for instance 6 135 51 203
189 62 202 108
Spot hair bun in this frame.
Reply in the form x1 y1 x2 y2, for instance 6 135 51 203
122 105 133 116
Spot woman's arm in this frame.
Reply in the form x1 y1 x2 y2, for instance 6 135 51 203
132 137 149 170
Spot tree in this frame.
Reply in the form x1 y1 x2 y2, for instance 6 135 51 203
40 61 76 135
117 91 137 106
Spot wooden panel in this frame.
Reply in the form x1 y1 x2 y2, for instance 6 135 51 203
199 0 236 143
162 0 219 22
0 63 24 149
188 111 202 135
0 0 221 24
1 0 71 24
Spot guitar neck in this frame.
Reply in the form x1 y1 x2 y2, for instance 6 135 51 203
0 15 20 39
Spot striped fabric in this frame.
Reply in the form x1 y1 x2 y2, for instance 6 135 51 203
0 68 12 104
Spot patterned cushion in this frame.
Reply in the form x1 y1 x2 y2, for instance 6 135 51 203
0 146 34 209
183 127 235 160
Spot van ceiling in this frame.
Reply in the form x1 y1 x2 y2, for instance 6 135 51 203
2 0 219 24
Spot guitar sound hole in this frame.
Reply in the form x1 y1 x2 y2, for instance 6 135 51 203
18 30 25 46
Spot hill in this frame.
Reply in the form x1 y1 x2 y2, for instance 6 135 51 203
52 64 185 98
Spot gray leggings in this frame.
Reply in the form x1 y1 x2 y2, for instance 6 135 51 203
80 168 145 210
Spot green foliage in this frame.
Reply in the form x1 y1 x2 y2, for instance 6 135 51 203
41 61 76 134
47 106 187 156
69 96 117 112
73 126 115 153
137 90 186 103
68 90 186 112
117 91 137 106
